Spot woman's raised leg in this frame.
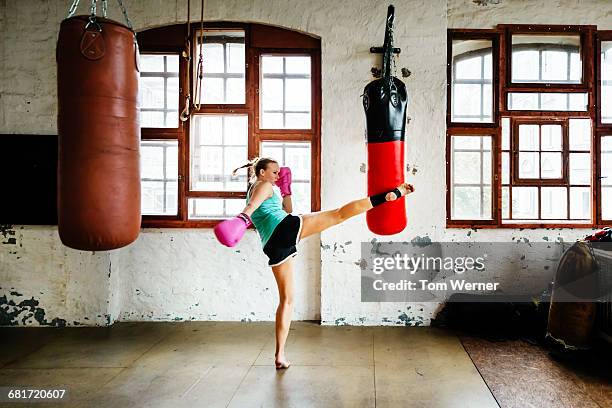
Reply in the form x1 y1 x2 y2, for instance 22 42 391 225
299 183 413 240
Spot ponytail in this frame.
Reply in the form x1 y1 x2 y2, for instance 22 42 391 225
232 157 278 186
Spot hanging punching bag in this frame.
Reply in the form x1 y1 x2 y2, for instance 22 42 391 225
57 9 141 251
363 5 408 235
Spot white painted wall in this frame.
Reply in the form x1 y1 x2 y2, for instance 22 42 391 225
1 0 610 327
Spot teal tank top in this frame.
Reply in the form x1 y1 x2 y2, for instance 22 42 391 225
246 183 288 246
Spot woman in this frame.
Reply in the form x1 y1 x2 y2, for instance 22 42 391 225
215 157 414 369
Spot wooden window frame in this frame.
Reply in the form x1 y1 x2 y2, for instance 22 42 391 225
447 25 607 229
446 131 499 227
138 23 321 228
511 118 568 186
446 29 500 129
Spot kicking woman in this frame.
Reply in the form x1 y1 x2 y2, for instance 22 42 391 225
214 157 414 369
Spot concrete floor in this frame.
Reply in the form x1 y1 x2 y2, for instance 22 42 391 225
0 322 499 407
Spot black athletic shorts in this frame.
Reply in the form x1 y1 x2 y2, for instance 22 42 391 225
263 214 303 266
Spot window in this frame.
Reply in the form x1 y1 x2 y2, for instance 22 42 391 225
138 23 321 227
260 55 312 129
141 140 179 216
450 39 493 123
447 25 605 228
510 34 581 84
139 55 180 128
199 30 246 104
261 141 312 214
449 135 493 220
447 34 497 126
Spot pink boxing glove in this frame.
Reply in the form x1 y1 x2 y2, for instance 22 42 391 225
277 167 292 197
214 213 253 247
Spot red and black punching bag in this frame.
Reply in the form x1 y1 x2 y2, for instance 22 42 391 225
57 14 141 250
363 5 408 235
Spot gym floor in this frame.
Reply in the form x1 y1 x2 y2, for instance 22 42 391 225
1 322 609 407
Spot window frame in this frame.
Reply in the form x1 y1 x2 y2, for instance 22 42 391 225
447 25 605 229
596 31 612 225
446 29 500 129
511 118 568 186
446 132 498 225
138 22 321 228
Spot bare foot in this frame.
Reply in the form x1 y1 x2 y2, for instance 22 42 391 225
275 354 291 369
385 183 415 201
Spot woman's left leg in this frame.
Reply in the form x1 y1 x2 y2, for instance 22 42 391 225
271 256 295 369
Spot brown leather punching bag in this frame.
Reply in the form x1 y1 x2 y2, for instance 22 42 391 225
57 15 141 251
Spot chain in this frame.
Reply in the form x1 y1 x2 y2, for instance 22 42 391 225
116 0 134 31
102 0 108 17
67 0 80 17
89 0 97 18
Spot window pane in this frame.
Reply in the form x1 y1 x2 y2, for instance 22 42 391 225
502 186 510 219
542 50 568 81
453 136 481 150
512 187 538 219
140 140 178 216
140 77 165 108
262 56 283 73
139 54 180 128
227 43 245 73
188 198 245 219
540 152 562 179
260 141 312 214
519 125 539 150
502 118 510 150
541 125 562 151
454 152 481 184
502 152 509 184
603 187 612 220
450 135 492 220
570 187 590 220
285 113 311 129
261 55 312 129
541 187 567 219
511 34 581 83
451 39 493 123
199 30 245 104
285 56 311 74
453 187 483 219
601 41 612 123
190 115 248 192
518 152 539 178
512 50 540 81
140 55 165 72
569 153 591 185
202 77 224 103
141 145 164 179
453 84 482 117
569 118 591 151
285 78 311 111
226 78 246 104
602 137 612 187
262 78 283 110
456 56 482 80
224 115 248 145
508 93 588 111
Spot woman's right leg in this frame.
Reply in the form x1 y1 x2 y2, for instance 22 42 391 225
299 183 413 240
271 257 295 368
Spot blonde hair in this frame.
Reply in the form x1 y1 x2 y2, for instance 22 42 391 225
232 157 278 186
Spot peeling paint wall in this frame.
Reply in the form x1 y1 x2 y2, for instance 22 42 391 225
1 0 611 326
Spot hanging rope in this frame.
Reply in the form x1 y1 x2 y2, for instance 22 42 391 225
180 0 205 121
180 0 192 122
193 0 205 111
